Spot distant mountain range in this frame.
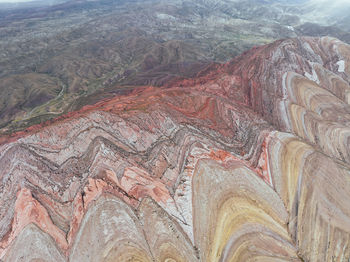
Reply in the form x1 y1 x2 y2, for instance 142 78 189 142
0 0 350 133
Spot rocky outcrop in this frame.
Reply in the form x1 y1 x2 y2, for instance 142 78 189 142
1 37 350 261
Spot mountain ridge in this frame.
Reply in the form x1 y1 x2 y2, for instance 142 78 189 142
2 0 350 134
1 36 350 261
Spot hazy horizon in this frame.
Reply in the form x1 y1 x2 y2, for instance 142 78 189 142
0 0 348 3
0 0 34 2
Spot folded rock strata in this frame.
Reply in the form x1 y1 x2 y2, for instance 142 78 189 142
0 36 350 261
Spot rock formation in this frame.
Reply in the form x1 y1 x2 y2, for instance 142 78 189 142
1 36 350 261
4 0 350 134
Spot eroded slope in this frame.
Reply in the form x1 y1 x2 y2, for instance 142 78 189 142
1 37 350 261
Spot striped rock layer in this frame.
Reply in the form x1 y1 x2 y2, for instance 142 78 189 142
1 37 350 261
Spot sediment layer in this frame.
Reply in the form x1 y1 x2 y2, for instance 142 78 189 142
1 37 350 261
